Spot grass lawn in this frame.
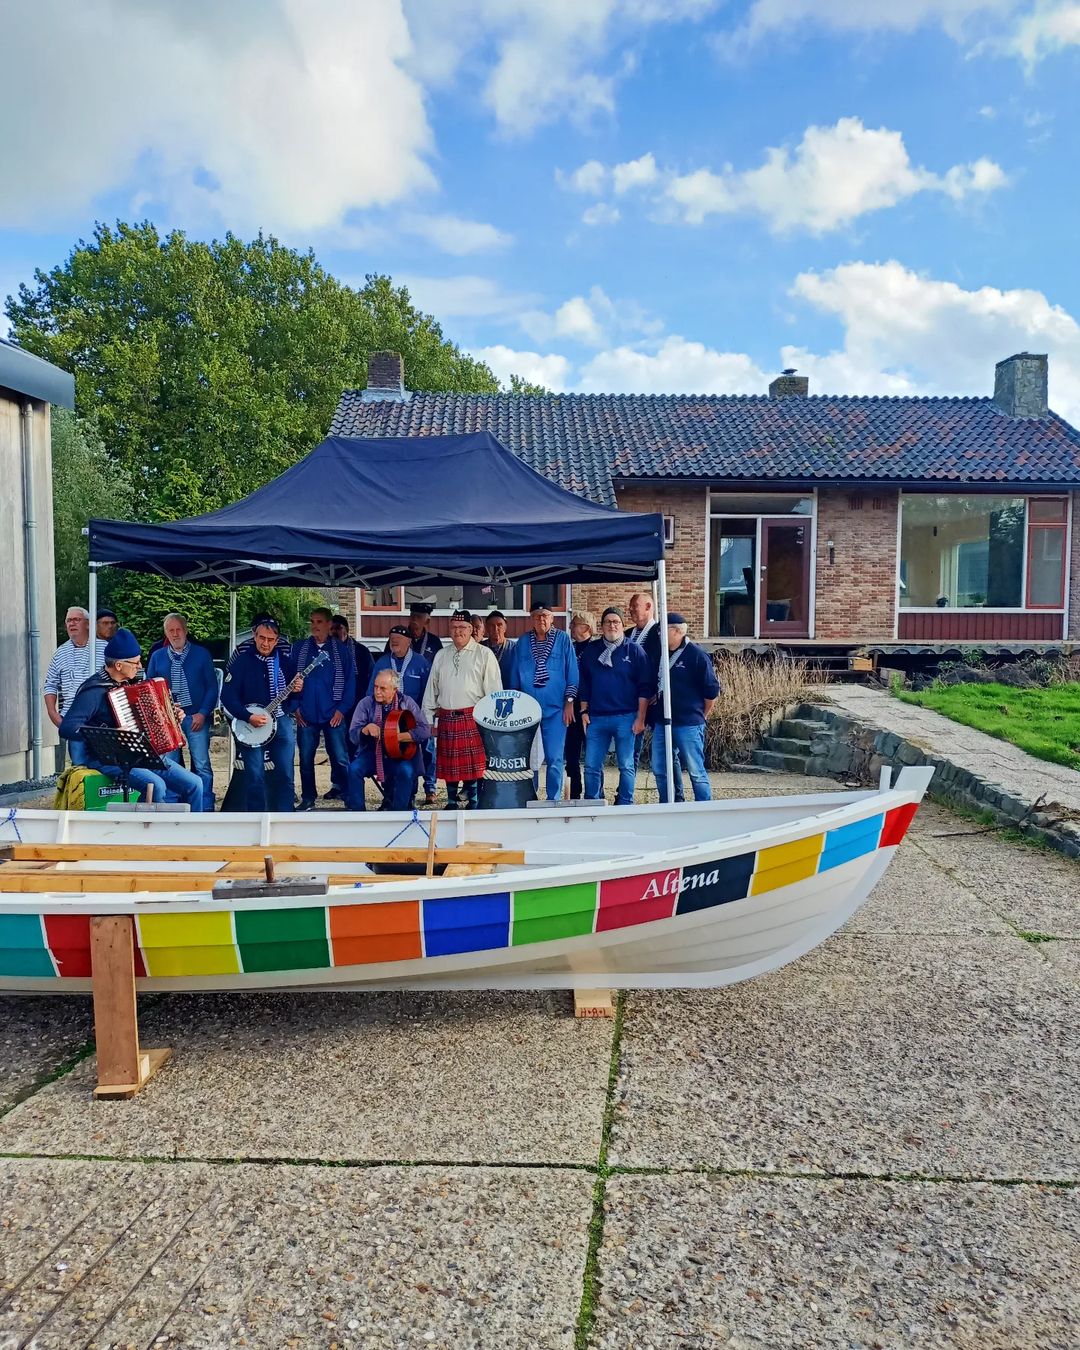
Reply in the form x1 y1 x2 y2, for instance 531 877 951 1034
896 683 1080 770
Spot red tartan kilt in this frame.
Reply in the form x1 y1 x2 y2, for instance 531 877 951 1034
436 708 486 781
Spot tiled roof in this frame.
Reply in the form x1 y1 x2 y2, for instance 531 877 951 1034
330 391 1080 506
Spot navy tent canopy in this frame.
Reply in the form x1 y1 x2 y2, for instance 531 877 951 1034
88 432 664 587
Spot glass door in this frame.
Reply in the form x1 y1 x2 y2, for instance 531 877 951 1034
759 520 810 636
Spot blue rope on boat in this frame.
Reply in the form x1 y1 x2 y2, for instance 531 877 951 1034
382 808 429 849
0 808 21 842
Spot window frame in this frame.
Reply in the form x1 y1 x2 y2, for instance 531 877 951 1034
897 493 1069 614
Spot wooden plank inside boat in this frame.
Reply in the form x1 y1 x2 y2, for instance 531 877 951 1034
0 870 423 893
0 843 521 866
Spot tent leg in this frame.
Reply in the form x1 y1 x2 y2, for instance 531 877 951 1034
87 564 98 681
228 589 238 654
656 558 675 804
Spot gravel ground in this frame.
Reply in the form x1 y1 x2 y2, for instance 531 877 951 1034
0 995 93 1112
0 990 615 1165
0 1157 591 1349
610 935 1079 1180
593 1173 1080 1350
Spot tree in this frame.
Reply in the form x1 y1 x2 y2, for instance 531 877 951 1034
49 409 133 636
7 222 501 637
508 374 553 395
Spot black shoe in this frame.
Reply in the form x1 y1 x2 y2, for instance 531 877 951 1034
323 788 342 800
297 798 316 811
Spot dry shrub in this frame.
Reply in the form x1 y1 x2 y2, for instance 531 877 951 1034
705 651 825 767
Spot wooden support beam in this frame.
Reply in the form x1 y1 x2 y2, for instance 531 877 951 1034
0 870 423 893
573 988 615 1019
425 811 439 878
89 915 171 1100
0 843 519 866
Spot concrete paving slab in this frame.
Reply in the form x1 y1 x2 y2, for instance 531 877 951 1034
612 936 1079 1179
593 1173 1080 1350
0 1157 590 1350
0 995 92 1113
908 824 1080 937
844 841 1011 935
0 991 614 1165
1039 938 1080 983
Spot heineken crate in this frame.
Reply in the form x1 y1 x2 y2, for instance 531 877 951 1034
83 773 140 811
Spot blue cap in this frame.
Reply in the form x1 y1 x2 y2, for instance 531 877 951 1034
104 628 141 662
667 613 686 625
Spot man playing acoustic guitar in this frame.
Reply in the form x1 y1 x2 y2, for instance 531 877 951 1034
346 668 431 811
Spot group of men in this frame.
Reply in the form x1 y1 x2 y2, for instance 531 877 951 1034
46 590 720 813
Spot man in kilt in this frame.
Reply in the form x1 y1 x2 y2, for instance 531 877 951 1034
422 610 501 809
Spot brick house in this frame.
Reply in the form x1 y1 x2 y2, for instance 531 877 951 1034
331 351 1080 651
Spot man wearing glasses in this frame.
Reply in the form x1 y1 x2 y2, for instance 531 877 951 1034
59 627 204 810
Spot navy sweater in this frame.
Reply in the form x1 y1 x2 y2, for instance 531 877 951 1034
651 640 720 726
220 646 301 723
578 640 654 718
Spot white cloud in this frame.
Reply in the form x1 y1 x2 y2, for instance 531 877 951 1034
664 117 1006 233
578 338 768 393
613 152 659 194
787 260 1080 420
520 286 661 348
582 202 621 226
559 160 610 194
397 274 537 322
724 0 1015 47
0 0 434 231
1009 2 1080 62
405 0 720 135
471 344 572 391
399 213 512 254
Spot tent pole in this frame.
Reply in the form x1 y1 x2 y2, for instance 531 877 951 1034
87 564 98 681
656 558 675 804
228 589 238 654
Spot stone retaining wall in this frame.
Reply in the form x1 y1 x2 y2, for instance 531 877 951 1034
798 702 1080 861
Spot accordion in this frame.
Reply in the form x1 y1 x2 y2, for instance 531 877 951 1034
107 678 186 754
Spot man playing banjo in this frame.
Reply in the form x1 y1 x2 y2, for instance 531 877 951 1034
346 668 431 811
220 618 304 812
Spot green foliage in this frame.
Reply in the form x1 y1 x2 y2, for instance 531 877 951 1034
49 408 133 635
102 576 328 647
508 373 552 395
898 682 1080 770
6 221 501 633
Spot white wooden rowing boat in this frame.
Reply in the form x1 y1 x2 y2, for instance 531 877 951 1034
0 768 933 995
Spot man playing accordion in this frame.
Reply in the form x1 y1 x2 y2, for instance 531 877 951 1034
59 628 204 810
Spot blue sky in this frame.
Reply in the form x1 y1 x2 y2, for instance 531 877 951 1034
3 0 1080 416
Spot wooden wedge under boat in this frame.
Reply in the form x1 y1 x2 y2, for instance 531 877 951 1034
0 768 933 995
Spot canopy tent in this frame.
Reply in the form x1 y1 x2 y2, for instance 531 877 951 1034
86 431 676 801
88 432 664 588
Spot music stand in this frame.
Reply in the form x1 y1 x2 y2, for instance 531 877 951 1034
82 726 166 804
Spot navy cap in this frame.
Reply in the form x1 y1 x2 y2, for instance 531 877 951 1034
667 613 687 625
530 600 554 614
104 628 140 662
450 610 472 623
388 624 410 637
409 602 434 615
96 608 117 620
486 610 506 621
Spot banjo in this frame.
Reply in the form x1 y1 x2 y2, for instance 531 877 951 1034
231 649 329 748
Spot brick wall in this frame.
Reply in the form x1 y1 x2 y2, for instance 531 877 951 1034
572 485 708 634
814 490 898 640
1070 492 1080 640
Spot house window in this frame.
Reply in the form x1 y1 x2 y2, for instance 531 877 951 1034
663 515 676 547
899 495 1067 609
361 587 403 611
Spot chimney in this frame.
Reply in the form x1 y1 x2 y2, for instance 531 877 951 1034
993 352 1048 418
768 367 809 399
362 350 408 402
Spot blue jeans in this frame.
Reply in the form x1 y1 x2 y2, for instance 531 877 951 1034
584 712 637 806
124 761 203 811
239 715 296 812
166 713 214 811
651 722 711 804
346 744 419 811
533 711 568 802
421 738 437 795
297 721 349 804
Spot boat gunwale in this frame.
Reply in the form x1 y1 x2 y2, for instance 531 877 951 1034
0 779 928 915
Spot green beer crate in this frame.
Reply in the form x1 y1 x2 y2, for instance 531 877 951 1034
82 772 140 811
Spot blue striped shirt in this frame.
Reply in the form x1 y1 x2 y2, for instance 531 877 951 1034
43 638 107 712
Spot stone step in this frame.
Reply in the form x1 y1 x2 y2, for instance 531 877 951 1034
750 749 809 773
778 717 827 742
761 735 811 757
